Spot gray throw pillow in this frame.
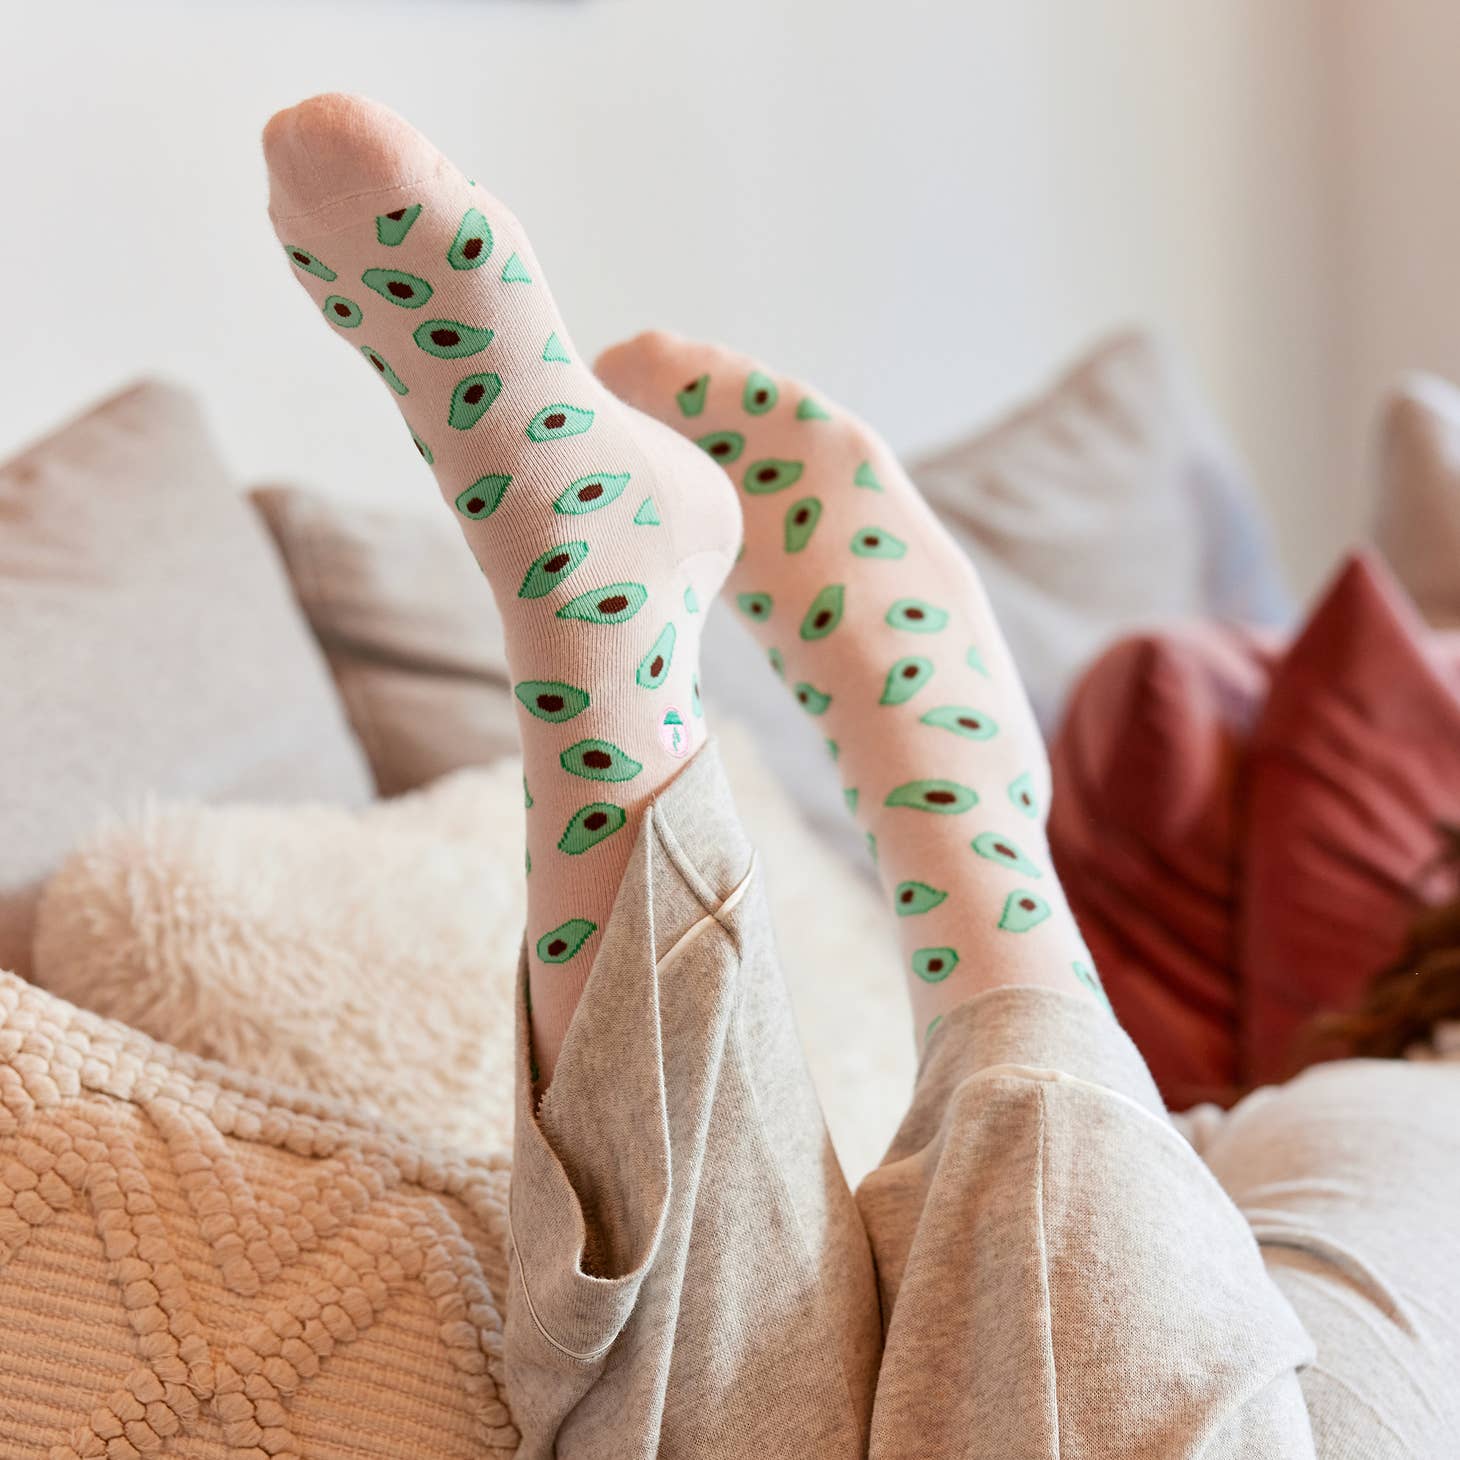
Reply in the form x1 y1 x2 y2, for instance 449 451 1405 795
0 381 372 977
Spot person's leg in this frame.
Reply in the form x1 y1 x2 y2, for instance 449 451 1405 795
264 97 741 1086
597 334 1104 1043
1192 1058 1460 1458
263 98 881 1459
602 336 1318 1456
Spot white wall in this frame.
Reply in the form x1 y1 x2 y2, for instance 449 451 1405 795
1326 0 1460 539
3 0 1340 589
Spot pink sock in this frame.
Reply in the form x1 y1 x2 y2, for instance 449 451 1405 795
264 98 740 1083
598 333 1111 1042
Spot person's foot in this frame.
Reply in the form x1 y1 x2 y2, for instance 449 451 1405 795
597 333 1109 1037
264 98 741 1083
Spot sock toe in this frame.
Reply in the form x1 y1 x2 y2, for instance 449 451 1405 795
596 330 735 411
264 92 449 226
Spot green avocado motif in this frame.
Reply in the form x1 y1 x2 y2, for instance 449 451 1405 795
968 645 991 678
283 244 336 280
527 404 595 443
737 592 773 622
360 346 408 395
854 460 884 491
844 788 859 814
561 738 644 783
447 208 494 269
518 541 589 599
912 947 959 983
543 332 571 363
414 319 494 359
972 832 1042 877
784 498 822 553
455 474 510 521
500 252 532 283
556 581 648 625
744 459 804 495
921 704 999 741
799 585 845 641
375 204 421 246
536 918 597 963
362 267 432 308
767 647 785 677
410 430 433 464
1074 961 1114 1012
449 372 502 429
635 623 677 688
998 890 1051 933
794 682 832 716
880 656 935 705
677 374 709 417
554 472 630 515
895 881 948 917
558 803 627 855
743 370 778 415
1009 772 1040 819
634 498 660 525
685 585 701 613
796 397 831 421
322 295 362 328
514 679 590 723
851 526 907 559
696 430 744 464
887 598 949 633
885 779 979 814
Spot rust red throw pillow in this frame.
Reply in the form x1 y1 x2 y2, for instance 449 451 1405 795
1050 623 1280 1109
1240 554 1460 1084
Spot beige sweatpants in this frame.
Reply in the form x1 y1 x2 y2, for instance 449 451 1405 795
504 746 1460 1458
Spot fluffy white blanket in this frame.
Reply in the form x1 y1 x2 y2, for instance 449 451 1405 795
32 726 912 1184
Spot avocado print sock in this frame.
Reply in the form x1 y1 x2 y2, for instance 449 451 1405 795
597 333 1109 1042
264 98 740 1084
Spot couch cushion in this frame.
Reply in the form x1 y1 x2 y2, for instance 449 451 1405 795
1240 554 1460 1083
1050 622 1280 1108
1375 372 1460 629
0 382 371 977
909 330 1291 731
251 485 518 797
0 969 517 1456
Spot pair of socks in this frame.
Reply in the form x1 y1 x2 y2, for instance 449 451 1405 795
264 94 1105 1085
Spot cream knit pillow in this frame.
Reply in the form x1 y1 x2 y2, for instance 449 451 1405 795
0 970 517 1457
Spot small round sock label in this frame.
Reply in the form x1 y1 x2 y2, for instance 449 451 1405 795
660 707 689 758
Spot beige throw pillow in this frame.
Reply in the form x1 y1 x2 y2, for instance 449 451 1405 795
251 485 518 796
908 330 1291 729
0 383 372 978
1375 372 1460 629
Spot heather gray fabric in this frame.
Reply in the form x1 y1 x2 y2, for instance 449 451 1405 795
506 745 880 1458
1195 1060 1460 1459
505 742 1459 1458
